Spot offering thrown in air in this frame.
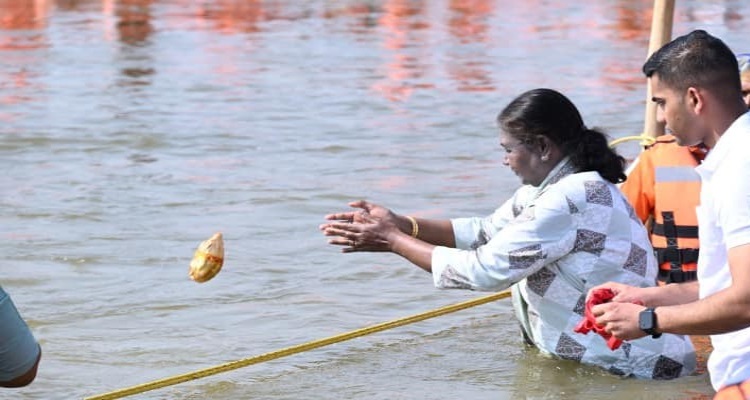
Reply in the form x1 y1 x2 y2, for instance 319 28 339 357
189 232 224 283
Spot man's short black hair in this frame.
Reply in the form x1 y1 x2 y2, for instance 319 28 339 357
643 29 740 94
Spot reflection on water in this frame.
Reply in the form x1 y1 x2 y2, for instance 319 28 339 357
115 0 154 45
0 0 48 116
0 1 747 399
0 0 49 32
195 0 266 34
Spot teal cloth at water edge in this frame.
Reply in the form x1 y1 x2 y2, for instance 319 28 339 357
0 286 40 382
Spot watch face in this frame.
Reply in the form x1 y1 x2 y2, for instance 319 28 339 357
639 309 653 331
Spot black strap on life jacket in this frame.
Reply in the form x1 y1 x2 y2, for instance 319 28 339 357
654 211 699 284
654 247 700 264
657 269 697 282
651 223 699 238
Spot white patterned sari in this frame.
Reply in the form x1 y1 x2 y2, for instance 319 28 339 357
431 158 696 379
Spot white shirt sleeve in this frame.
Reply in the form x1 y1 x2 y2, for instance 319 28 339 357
718 163 750 249
431 199 577 291
450 196 515 250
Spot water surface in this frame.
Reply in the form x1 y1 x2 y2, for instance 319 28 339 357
1 1 748 399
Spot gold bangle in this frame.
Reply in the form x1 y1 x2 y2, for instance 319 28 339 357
406 215 419 238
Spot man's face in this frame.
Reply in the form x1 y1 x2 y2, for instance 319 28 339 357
649 74 703 146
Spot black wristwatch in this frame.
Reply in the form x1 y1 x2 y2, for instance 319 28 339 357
639 307 662 339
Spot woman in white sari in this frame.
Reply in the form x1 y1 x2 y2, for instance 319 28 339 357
320 88 696 379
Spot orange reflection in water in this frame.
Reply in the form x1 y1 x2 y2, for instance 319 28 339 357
0 0 48 31
0 0 49 113
0 0 49 50
371 0 498 101
0 0 741 118
446 0 495 92
114 0 154 44
0 68 36 111
194 0 266 34
600 0 653 92
371 0 431 102
447 0 492 44
191 0 273 93
612 0 652 41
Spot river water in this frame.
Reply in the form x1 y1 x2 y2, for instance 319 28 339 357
1 1 748 399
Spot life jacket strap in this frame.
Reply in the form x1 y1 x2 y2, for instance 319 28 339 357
651 222 699 238
654 247 700 265
657 269 697 283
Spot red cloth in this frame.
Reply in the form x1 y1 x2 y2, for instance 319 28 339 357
574 288 624 350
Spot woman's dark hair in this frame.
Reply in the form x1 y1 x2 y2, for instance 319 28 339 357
497 88 626 184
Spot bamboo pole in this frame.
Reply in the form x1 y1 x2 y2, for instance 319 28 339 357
643 0 675 138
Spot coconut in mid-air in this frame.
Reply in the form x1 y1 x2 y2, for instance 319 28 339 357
189 232 224 283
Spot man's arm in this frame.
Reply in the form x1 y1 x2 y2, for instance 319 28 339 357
657 243 750 335
593 244 750 340
588 280 698 307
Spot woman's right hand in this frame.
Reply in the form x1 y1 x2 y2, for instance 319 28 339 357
320 200 418 252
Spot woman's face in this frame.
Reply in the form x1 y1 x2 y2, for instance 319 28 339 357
500 132 548 186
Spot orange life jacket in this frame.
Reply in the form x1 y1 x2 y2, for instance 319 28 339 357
620 135 706 284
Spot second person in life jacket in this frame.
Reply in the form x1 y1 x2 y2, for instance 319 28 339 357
619 136 706 284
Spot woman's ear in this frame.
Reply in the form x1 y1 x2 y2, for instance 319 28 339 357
536 135 552 160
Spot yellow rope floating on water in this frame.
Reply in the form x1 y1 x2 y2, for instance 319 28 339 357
84 290 512 400
609 134 656 148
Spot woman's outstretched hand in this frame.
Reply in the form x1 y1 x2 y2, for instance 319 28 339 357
322 200 395 224
319 200 401 253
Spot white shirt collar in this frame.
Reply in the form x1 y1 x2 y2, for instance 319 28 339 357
519 156 577 206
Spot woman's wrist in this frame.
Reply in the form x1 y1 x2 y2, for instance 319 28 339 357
386 229 410 253
405 216 419 238
397 215 412 235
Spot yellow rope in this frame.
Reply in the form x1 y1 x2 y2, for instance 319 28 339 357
609 134 656 148
84 290 512 400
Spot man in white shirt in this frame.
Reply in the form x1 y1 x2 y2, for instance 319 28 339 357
589 30 750 397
